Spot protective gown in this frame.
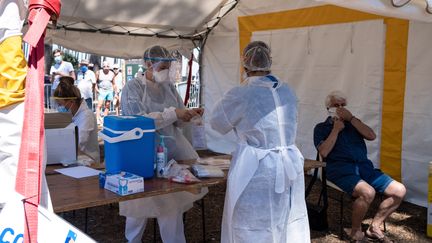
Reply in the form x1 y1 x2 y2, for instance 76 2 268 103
72 101 100 163
210 75 310 243
120 74 208 242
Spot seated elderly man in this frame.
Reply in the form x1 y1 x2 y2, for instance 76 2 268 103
313 91 406 243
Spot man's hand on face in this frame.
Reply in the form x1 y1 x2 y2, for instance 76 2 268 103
332 117 345 132
336 107 353 122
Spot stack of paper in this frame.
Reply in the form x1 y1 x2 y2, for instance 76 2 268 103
197 157 230 170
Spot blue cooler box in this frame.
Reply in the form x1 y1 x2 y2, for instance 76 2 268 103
99 115 155 178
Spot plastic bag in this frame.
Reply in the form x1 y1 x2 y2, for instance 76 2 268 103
190 116 207 149
161 159 200 184
191 164 225 178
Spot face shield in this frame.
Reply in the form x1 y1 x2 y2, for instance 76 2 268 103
144 46 179 83
49 96 75 113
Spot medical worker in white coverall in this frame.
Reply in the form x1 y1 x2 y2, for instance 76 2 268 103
210 41 310 243
120 45 208 243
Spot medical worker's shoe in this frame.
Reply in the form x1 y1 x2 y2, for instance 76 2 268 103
391 0 411 7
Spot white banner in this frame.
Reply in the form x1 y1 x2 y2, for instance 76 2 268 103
0 192 96 243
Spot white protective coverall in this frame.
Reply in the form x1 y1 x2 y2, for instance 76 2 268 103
72 100 100 164
210 75 310 243
120 74 208 243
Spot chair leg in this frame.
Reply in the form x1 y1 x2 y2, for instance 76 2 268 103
380 194 387 233
153 218 157 242
340 193 344 240
84 208 88 233
201 199 206 242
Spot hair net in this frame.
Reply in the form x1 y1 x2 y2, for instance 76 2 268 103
242 41 272 72
143 45 176 63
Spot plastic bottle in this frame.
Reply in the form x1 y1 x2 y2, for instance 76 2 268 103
156 135 167 177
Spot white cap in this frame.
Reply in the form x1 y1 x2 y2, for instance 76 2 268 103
112 63 120 69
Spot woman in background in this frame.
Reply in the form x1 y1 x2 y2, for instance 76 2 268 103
54 80 100 164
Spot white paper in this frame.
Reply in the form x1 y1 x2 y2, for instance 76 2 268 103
54 166 101 179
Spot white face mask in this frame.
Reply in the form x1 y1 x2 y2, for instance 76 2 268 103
327 107 339 118
153 69 170 83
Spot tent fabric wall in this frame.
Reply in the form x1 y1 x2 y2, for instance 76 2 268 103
250 21 385 169
203 2 432 206
401 22 432 207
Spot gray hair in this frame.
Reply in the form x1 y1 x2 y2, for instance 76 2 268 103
325 90 347 108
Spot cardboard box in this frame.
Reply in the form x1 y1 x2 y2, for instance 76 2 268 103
45 117 78 165
99 172 144 196
44 112 73 129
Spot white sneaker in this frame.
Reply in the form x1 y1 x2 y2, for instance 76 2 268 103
391 0 412 7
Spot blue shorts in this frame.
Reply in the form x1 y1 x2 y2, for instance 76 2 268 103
327 160 393 196
98 90 113 101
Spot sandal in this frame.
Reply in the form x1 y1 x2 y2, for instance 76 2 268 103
349 235 369 243
366 229 394 243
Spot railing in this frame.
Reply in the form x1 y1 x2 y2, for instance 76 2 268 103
45 80 201 113
175 81 200 108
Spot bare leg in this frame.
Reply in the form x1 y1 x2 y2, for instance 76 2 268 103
368 181 406 238
104 100 111 117
114 96 120 116
350 181 376 240
96 99 104 124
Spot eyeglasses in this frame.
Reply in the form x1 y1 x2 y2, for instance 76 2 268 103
113 68 118 70
332 103 346 108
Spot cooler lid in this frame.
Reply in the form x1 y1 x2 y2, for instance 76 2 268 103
103 115 155 131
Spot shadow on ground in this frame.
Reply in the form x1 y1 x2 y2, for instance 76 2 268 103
61 175 430 243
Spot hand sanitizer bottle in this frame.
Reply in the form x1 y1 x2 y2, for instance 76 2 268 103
156 135 167 177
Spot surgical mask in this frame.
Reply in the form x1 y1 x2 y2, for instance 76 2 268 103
153 69 170 83
327 107 338 118
57 106 69 113
80 66 88 73
54 56 63 64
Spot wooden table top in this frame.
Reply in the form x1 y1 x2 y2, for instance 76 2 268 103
46 156 324 213
47 173 226 213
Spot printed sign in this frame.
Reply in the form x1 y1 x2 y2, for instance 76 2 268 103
0 192 96 243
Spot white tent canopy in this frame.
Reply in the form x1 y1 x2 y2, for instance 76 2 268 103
45 0 432 207
46 0 238 58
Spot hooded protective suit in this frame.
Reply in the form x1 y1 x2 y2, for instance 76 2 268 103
120 73 208 243
210 75 310 243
